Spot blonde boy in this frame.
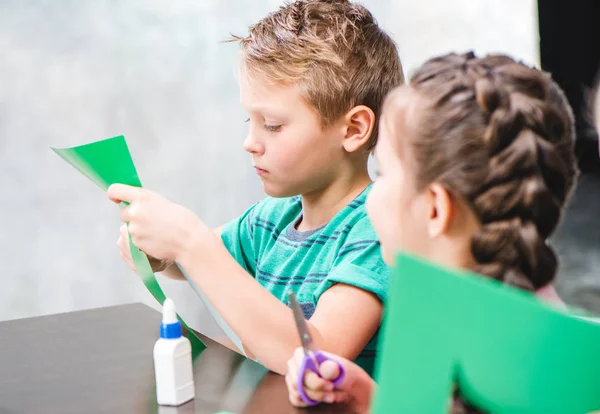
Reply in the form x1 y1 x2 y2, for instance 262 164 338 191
109 0 404 375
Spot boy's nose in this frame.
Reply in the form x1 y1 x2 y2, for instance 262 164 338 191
243 133 265 155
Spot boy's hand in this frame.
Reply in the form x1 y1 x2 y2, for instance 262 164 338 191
117 224 173 273
285 347 374 413
107 184 209 263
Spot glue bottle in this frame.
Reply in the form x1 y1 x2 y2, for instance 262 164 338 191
153 298 195 406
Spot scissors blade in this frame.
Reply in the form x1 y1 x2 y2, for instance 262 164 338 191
288 291 318 354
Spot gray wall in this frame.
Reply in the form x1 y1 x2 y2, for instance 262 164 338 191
6 0 575 334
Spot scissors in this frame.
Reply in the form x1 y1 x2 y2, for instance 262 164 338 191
288 291 346 406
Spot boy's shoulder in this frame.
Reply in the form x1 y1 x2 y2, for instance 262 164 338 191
324 183 375 233
249 196 302 224
251 185 375 238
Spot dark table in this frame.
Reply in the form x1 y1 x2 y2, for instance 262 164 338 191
0 303 353 414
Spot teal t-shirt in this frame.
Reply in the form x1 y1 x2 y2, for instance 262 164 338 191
220 184 390 375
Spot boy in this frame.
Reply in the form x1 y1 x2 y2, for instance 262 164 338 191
109 0 404 375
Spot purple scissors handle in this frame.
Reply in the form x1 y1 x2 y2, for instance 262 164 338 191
297 350 346 406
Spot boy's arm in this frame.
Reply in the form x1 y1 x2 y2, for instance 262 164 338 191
158 225 224 280
110 186 381 372
178 236 383 375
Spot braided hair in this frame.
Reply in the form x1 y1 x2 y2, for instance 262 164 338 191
387 52 577 412
406 52 576 291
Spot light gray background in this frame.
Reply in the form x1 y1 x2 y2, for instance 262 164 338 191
5 0 595 337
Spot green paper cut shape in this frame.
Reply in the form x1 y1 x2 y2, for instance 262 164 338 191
52 135 252 358
51 135 205 355
372 252 600 414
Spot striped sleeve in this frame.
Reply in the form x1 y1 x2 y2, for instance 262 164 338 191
220 202 258 276
313 216 390 303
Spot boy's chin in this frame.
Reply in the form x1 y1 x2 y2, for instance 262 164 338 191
262 182 298 198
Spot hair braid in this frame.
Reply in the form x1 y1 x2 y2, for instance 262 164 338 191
469 64 570 291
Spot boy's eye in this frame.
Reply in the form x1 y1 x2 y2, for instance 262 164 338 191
263 124 282 132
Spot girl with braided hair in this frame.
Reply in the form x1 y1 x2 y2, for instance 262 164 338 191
285 51 578 413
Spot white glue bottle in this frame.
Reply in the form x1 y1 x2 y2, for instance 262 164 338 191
153 298 195 406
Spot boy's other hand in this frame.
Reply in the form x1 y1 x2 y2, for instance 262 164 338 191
107 184 210 263
117 224 173 273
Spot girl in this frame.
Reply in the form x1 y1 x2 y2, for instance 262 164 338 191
285 52 578 413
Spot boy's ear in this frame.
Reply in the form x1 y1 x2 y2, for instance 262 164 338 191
341 105 375 153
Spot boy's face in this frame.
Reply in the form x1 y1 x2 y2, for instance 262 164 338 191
240 73 346 198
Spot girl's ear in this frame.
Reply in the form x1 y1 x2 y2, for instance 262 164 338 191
342 105 375 153
425 183 454 237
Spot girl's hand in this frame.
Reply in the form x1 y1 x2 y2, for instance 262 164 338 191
285 347 375 413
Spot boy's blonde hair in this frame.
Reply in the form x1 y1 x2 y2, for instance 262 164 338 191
231 0 404 150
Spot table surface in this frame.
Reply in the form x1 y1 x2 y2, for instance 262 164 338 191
0 303 354 414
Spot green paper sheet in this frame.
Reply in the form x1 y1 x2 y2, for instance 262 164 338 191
51 135 204 354
52 135 248 356
50 136 211 352
372 253 600 413
175 264 246 356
